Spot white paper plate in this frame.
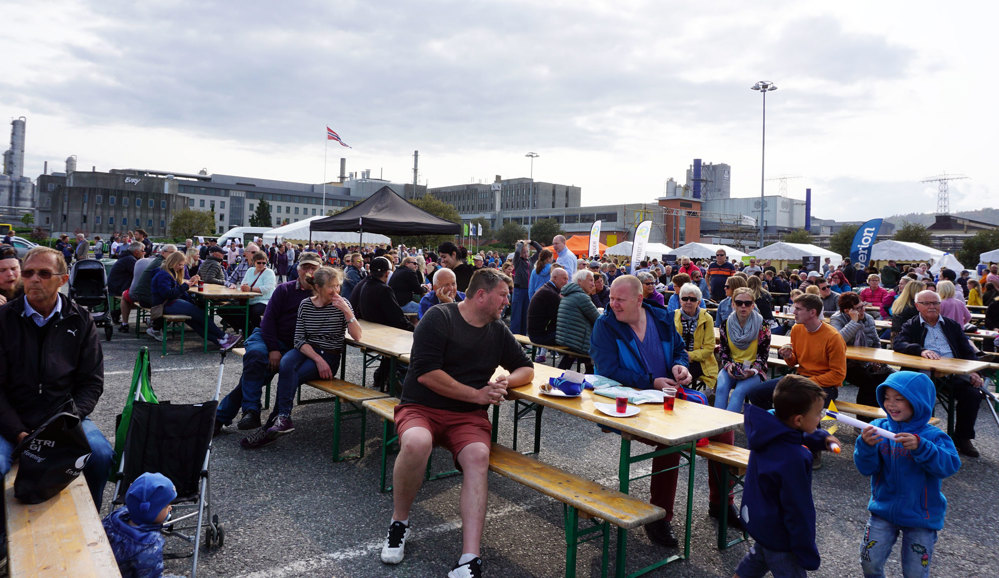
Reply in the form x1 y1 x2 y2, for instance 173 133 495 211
594 401 640 418
539 385 581 398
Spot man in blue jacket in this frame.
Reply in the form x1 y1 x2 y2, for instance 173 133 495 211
591 275 743 548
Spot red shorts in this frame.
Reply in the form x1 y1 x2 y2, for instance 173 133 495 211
121 289 135 305
394 404 491 461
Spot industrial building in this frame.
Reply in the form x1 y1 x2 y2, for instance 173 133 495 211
0 117 35 221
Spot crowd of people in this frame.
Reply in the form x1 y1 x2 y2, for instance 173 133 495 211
1 229 997 577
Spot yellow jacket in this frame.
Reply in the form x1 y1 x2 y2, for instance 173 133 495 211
673 308 718 388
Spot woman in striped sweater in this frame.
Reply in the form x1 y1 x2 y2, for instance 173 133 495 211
248 267 362 445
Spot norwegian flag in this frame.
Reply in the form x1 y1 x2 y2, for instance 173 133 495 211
326 126 351 148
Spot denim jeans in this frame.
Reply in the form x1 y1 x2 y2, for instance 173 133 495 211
274 348 342 417
164 298 224 342
400 300 420 314
0 418 113 510
860 514 937 578
510 287 530 335
714 370 766 413
216 328 292 424
735 542 808 578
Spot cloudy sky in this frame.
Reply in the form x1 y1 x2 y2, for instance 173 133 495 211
1 0 991 221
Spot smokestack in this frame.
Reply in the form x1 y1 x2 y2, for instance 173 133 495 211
805 188 812 231
43 161 48 175
413 150 419 193
339 158 346 182
692 159 702 199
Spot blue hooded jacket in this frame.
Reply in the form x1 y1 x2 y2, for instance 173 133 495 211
852 371 960 530
102 508 166 578
741 404 829 571
589 301 687 390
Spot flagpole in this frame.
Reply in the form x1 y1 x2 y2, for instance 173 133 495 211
322 128 328 216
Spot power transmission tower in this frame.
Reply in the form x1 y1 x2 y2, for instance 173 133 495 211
765 175 801 197
922 173 968 214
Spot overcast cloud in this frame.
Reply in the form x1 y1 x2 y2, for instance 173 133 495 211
1 0 992 221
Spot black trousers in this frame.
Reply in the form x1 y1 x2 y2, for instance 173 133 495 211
936 374 982 440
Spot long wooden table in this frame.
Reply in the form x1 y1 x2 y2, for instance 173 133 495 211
188 284 257 352
498 364 744 576
767 333 990 375
346 320 414 393
774 311 890 330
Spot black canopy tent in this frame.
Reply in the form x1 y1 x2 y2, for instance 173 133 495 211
309 186 461 244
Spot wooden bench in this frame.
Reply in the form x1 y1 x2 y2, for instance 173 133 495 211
299 379 388 461
489 443 666 577
694 442 749 549
4 464 122 577
160 314 192 356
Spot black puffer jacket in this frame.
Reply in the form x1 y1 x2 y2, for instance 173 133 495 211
0 294 104 442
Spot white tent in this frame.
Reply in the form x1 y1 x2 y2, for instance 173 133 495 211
604 241 633 256
929 253 965 275
870 240 944 262
979 248 999 264
668 242 747 261
754 242 842 267
262 216 391 245
601 241 674 260
645 243 674 259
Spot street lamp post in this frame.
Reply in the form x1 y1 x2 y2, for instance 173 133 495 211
751 80 777 249
525 152 539 240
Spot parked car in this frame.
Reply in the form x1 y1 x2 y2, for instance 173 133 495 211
9 236 37 259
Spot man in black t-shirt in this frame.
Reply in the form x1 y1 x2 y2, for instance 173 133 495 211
380 269 533 578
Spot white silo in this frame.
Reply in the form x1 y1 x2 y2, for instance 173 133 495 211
66 155 77 174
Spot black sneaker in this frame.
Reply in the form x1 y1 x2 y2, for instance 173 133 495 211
956 439 980 458
709 503 745 531
237 410 261 430
119 323 129 334
380 521 410 564
448 557 483 578
239 426 277 449
213 420 224 437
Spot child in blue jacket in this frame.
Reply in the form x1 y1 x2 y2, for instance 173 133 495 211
103 472 177 578
737 375 839 577
853 371 960 577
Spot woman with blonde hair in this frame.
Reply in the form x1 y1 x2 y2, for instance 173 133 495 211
938 280 972 326
716 287 770 413
151 251 239 349
890 280 926 337
745 275 774 323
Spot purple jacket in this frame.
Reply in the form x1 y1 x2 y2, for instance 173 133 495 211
259 280 313 351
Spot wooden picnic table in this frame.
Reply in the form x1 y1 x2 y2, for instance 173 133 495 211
346 320 414 394
497 363 743 575
188 284 257 352
767 334 990 374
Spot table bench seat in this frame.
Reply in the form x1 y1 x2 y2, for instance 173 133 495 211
488 444 664 577
834 400 942 427
4 464 121 577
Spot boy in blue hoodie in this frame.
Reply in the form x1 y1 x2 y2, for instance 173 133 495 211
853 371 960 577
737 375 839 577
102 472 177 578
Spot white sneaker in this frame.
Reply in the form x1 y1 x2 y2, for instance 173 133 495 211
146 327 163 342
380 521 410 564
448 557 483 578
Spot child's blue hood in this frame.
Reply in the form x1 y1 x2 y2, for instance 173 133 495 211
875 371 935 430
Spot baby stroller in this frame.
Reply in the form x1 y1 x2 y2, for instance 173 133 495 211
111 348 231 577
69 258 114 341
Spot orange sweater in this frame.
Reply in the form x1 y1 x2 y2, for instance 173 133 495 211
785 323 847 388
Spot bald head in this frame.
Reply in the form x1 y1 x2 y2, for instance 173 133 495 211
611 274 643 298
551 267 570 289
433 267 456 287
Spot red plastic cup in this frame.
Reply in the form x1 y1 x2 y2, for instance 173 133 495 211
663 387 677 411
615 396 628 414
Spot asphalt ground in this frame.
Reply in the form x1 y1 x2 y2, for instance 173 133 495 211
83 328 999 578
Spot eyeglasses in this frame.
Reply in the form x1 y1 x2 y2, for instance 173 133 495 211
680 296 699 302
716 254 725 257
916 301 941 307
642 281 654 286
22 269 57 280
818 285 830 290
734 300 754 307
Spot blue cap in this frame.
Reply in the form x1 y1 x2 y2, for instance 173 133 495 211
126 472 177 525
